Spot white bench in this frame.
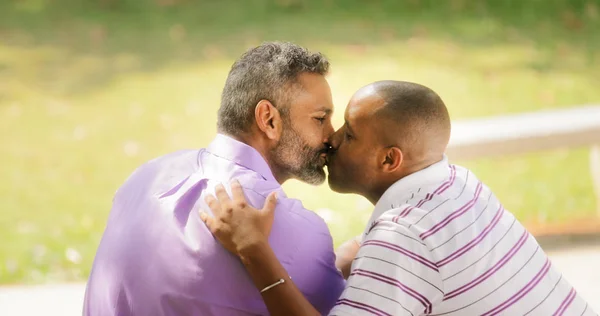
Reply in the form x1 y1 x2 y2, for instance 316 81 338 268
445 105 600 214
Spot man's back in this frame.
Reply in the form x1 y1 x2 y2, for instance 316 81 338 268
333 156 595 315
84 135 345 316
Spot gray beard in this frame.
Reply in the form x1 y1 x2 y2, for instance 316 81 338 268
270 125 326 185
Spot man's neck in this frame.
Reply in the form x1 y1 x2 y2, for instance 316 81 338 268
223 131 288 184
366 153 445 205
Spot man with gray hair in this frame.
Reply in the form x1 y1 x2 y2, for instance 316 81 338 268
83 42 345 315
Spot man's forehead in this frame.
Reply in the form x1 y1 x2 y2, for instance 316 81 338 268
289 102 333 118
345 91 385 119
353 84 378 100
291 74 334 113
303 99 333 112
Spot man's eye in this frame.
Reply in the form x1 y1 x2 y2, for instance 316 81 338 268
315 117 325 123
344 132 353 140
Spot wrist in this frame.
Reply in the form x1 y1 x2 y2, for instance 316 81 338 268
237 238 270 266
237 238 291 293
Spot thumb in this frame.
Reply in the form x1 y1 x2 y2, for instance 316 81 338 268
199 212 215 233
262 191 278 218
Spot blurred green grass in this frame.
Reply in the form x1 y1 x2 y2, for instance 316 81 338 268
1 0 599 284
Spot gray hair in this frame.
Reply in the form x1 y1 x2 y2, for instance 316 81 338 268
217 42 330 135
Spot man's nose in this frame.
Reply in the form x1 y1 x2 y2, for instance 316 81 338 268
323 121 335 144
328 129 342 150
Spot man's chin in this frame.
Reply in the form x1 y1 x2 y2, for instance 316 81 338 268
327 175 349 193
295 167 326 186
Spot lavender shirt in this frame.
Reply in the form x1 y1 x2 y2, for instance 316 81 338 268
83 134 345 316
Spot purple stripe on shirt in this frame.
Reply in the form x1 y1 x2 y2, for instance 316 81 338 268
362 240 439 271
443 230 529 300
420 182 483 240
416 194 432 208
553 288 576 316
395 206 416 221
434 165 457 195
351 269 432 314
437 204 504 267
335 298 391 316
482 258 552 316
394 165 457 221
367 219 383 235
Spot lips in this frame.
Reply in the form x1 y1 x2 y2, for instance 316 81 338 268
319 146 332 164
320 152 328 165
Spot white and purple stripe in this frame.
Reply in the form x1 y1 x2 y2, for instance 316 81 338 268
351 269 433 314
331 160 594 316
420 182 483 240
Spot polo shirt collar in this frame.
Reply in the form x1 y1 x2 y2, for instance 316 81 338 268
367 155 451 231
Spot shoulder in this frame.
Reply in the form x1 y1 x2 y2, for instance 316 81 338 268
282 197 331 235
241 183 331 234
128 149 199 178
115 149 200 197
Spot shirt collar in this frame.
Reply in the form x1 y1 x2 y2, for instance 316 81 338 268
206 134 277 183
367 155 451 229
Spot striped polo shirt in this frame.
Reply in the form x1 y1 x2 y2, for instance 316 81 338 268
330 155 596 316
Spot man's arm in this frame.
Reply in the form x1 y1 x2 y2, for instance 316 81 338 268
200 181 322 316
239 240 322 316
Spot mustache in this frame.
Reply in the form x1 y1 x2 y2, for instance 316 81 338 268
315 144 332 155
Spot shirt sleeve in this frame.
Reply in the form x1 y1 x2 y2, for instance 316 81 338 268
329 218 443 316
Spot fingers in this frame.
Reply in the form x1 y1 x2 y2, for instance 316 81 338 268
204 194 222 216
214 183 232 205
203 181 277 223
231 179 251 211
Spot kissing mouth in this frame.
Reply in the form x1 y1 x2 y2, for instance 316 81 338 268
320 152 328 165
319 145 334 166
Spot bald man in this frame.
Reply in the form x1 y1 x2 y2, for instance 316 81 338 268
200 81 595 315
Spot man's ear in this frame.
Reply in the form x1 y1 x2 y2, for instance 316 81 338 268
255 100 282 141
381 146 403 173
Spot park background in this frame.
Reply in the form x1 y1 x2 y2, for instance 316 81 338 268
1 0 599 303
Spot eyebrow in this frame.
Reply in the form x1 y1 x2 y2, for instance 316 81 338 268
316 107 333 115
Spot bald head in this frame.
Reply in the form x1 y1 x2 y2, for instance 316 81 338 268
328 80 452 202
364 80 451 161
